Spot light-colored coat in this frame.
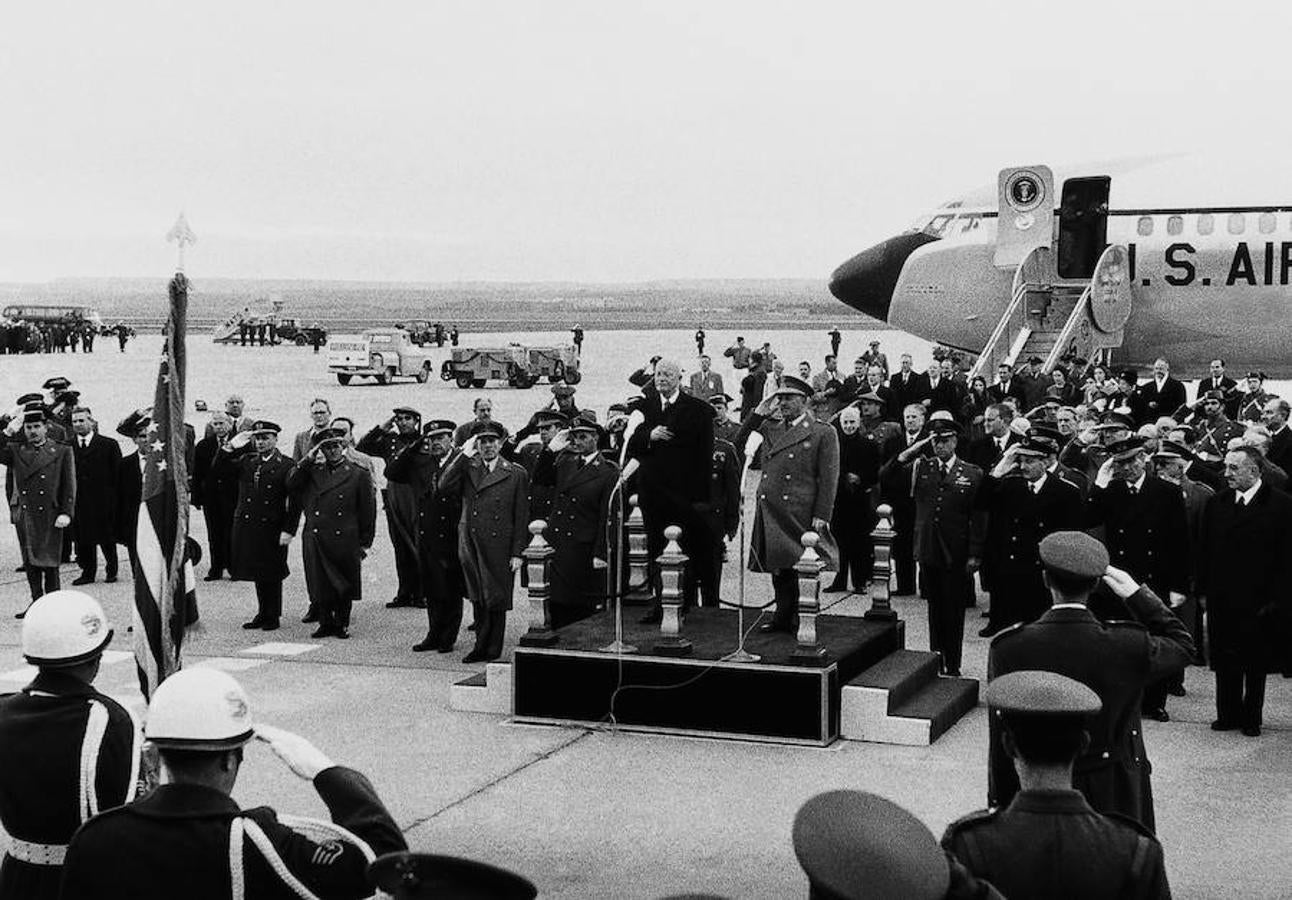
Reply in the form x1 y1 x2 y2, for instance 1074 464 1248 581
440 454 530 611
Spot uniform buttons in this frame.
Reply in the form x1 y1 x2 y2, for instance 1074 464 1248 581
782 495 789 500
1101 751 1110 759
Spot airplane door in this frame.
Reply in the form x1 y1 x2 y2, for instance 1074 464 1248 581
994 165 1054 269
1057 176 1110 279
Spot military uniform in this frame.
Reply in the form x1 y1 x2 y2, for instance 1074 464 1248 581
287 456 376 634
357 425 424 606
696 437 741 607
0 671 139 900
0 436 75 601
61 767 404 900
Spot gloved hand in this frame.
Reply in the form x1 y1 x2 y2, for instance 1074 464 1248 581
254 724 334 781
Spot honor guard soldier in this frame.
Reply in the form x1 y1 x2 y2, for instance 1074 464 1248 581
1 403 76 616
288 427 377 639
708 393 742 451
369 851 537 899
988 531 1195 832
0 591 140 900
358 408 426 609
531 412 620 626
387 420 467 653
214 420 301 631
944 671 1171 899
61 668 407 900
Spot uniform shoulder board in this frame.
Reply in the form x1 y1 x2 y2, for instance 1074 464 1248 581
1104 811 1161 841
959 460 984 477
1106 619 1148 632
989 622 1026 643
942 807 999 839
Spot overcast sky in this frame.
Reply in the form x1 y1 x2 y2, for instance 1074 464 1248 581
2 1 1290 283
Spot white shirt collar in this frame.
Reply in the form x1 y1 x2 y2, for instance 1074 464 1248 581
1030 472 1048 492
1237 479 1262 504
1127 472 1147 492
661 389 680 406
581 451 599 465
1051 602 1089 610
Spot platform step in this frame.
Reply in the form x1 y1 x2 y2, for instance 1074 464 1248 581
848 649 941 710
891 677 979 743
449 663 512 715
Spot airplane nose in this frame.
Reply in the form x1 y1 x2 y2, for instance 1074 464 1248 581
828 232 939 322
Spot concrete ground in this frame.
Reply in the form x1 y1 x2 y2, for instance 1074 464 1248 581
0 331 1289 897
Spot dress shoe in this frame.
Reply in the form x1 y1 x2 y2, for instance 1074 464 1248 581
104 574 118 583
1143 708 1170 722
310 625 334 638
1167 684 1187 697
71 574 95 586
757 621 795 634
14 565 26 573
260 620 280 631
242 619 264 630
385 597 412 609
1241 725 1262 737
436 645 455 653
301 611 319 623
944 670 962 678
333 628 350 640
638 611 663 625
411 598 426 608
412 638 436 652
203 571 223 582
14 607 29 620
462 650 486 664
1210 719 1240 731
978 625 1001 638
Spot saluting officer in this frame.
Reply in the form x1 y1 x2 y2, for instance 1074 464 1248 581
386 419 466 653
368 851 537 899
288 427 377 639
358 407 425 609
0 591 140 900
214 420 301 631
532 412 620 627
944 671 1171 899
502 409 567 522
988 531 1195 832
736 375 840 634
61 668 407 900
0 403 75 615
708 393 742 452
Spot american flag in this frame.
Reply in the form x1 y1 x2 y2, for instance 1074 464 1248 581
132 272 195 698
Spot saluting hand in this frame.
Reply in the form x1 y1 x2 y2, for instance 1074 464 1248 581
1101 565 1140 599
278 532 293 547
510 556 522 573
254 724 334 781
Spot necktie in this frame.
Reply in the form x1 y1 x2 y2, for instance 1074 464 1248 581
1128 485 1138 496
1237 495 1246 508
81 438 89 449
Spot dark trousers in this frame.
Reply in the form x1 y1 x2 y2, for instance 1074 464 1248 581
472 610 507 660
386 507 422 603
61 529 73 563
254 579 283 623
890 507 916 594
1215 665 1267 729
550 602 594 630
986 574 1048 631
75 536 118 579
202 504 233 575
697 537 726 608
920 562 970 675
771 568 799 627
833 528 874 591
25 567 59 602
422 553 465 649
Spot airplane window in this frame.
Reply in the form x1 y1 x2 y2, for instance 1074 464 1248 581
1228 213 1245 235
1167 216 1183 236
1197 214 1214 235
1137 217 1154 237
1259 213 1276 234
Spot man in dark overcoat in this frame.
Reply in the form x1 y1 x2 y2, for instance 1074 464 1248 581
531 414 619 627
827 406 880 594
386 420 465 653
68 407 120 585
697 427 741 608
736 376 839 633
880 403 929 595
988 531 1195 833
1 406 75 613
288 428 376 639
1196 445 1292 736
438 421 530 663
358 407 424 609
212 421 301 631
190 412 239 581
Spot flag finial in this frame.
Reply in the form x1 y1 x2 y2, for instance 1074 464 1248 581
166 213 197 273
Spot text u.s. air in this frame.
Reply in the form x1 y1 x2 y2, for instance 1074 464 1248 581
829 157 1292 376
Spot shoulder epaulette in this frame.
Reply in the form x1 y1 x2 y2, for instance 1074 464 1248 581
1105 618 1148 631
989 622 1026 643
1104 811 1161 841
943 807 999 836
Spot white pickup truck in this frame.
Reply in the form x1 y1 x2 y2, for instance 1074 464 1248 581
327 328 434 385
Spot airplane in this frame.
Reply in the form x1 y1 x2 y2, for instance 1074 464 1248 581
828 156 1292 376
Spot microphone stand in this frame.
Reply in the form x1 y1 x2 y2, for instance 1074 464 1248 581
598 476 637 655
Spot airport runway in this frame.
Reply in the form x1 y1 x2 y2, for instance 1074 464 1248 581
0 329 1288 897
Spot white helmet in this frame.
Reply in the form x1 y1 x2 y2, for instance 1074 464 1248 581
145 668 255 751
21 590 113 667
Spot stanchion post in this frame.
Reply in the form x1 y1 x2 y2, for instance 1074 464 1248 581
624 494 653 605
652 525 693 656
791 532 829 666
865 503 898 622
518 520 559 647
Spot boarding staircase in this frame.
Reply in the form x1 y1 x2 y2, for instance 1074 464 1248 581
968 244 1133 381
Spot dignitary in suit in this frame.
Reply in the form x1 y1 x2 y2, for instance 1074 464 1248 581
386 420 466 653
359 408 426 609
202 393 253 439
810 355 847 420
439 421 530 663
963 403 1019 472
625 359 715 619
531 414 620 627
880 403 929 595
888 419 985 675
1260 397 1292 474
288 428 376 639
1 406 75 614
291 398 333 460
988 532 1195 832
213 421 301 631
945 671 1170 900
1195 358 1239 406
68 407 119 585
827 407 881 594
736 376 840 633
190 412 239 581
0 591 140 900
986 363 1028 408
922 361 964 421
980 437 1084 636
60 668 406 900
1196 446 1292 736
887 353 929 414
1086 435 1189 720
1135 358 1187 424
687 354 724 402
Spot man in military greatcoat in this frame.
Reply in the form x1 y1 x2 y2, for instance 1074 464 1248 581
0 591 140 900
736 376 840 633
532 413 620 626
288 428 376 639
358 407 425 609
68 406 120 585
386 420 465 653
438 421 530 663
1 405 75 614
213 421 301 631
988 531 1195 833
502 409 566 522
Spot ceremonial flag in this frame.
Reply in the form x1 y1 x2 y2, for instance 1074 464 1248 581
133 272 195 699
